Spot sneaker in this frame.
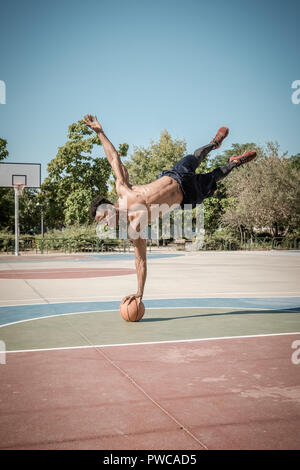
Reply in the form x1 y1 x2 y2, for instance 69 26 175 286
210 126 229 149
229 151 257 166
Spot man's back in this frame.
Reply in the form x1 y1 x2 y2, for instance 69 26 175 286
117 175 183 215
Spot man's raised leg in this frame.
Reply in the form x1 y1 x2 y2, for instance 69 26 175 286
194 126 229 163
210 150 257 182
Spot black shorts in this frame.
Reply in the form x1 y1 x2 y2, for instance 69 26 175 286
158 154 217 209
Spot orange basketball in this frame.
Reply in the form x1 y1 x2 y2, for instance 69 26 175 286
120 298 145 322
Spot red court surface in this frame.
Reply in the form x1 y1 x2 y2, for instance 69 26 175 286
1 333 299 450
0 268 136 279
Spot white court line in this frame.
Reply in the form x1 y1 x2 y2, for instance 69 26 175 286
1 305 298 328
4 332 300 354
0 293 300 306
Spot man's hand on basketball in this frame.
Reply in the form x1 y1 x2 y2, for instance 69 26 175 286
83 114 103 133
122 293 143 305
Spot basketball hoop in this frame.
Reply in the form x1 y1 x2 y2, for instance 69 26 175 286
13 184 25 196
0 162 41 257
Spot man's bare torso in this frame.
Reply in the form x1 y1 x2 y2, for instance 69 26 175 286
116 176 183 221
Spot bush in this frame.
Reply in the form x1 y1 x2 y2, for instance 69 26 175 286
0 231 36 253
204 230 241 250
0 224 119 253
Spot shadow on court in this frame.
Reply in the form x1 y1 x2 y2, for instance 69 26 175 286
141 307 300 322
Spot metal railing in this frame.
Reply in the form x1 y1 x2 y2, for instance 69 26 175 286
202 236 300 251
0 237 131 254
0 236 299 254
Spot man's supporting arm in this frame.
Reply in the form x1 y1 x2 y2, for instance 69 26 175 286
123 237 147 304
134 237 147 298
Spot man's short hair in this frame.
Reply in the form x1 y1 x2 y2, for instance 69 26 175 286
89 196 113 219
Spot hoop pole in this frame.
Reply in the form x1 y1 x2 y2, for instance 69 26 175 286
14 187 19 256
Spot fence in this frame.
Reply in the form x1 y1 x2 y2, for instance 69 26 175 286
202 236 300 251
0 236 299 254
0 237 132 254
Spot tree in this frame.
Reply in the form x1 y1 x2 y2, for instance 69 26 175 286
0 139 42 234
108 130 187 202
202 143 261 234
0 189 14 231
64 188 95 225
289 153 300 171
0 139 14 231
41 119 128 227
221 142 300 238
126 130 187 184
0 138 9 161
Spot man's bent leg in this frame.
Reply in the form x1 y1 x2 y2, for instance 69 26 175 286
193 126 229 163
208 161 236 183
194 143 215 163
204 150 257 187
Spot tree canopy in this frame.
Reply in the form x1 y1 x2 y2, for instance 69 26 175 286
0 138 9 161
41 119 128 228
0 139 13 230
221 142 300 238
126 129 187 185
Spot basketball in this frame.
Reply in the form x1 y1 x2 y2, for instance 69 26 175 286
120 298 145 322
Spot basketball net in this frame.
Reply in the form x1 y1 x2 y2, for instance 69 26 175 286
13 184 25 196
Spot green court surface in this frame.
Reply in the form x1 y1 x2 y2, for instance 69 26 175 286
2 307 299 352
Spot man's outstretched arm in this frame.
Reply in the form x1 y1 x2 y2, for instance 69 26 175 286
83 114 128 185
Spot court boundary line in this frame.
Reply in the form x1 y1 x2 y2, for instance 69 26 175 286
1 294 300 307
1 305 299 328
4 331 300 354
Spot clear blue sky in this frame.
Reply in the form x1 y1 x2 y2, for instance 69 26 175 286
0 0 299 181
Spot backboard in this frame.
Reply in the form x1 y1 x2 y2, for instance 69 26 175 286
0 162 41 188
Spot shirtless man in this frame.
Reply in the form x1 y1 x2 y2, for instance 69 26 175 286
83 114 256 304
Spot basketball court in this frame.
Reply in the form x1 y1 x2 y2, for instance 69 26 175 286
0 250 299 449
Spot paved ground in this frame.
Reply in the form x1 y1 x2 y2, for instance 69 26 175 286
0 250 299 449
0 250 299 305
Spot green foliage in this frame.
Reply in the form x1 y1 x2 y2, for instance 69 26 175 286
0 188 14 231
108 130 186 201
118 143 129 157
208 142 263 169
41 119 116 228
221 142 300 237
64 188 95 225
0 125 128 232
204 229 241 250
126 130 187 185
0 186 47 235
201 143 260 234
0 224 119 253
289 153 300 171
0 138 9 161
19 189 41 233
0 139 12 231
35 223 99 252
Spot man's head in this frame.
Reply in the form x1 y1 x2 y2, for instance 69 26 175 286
89 196 116 225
